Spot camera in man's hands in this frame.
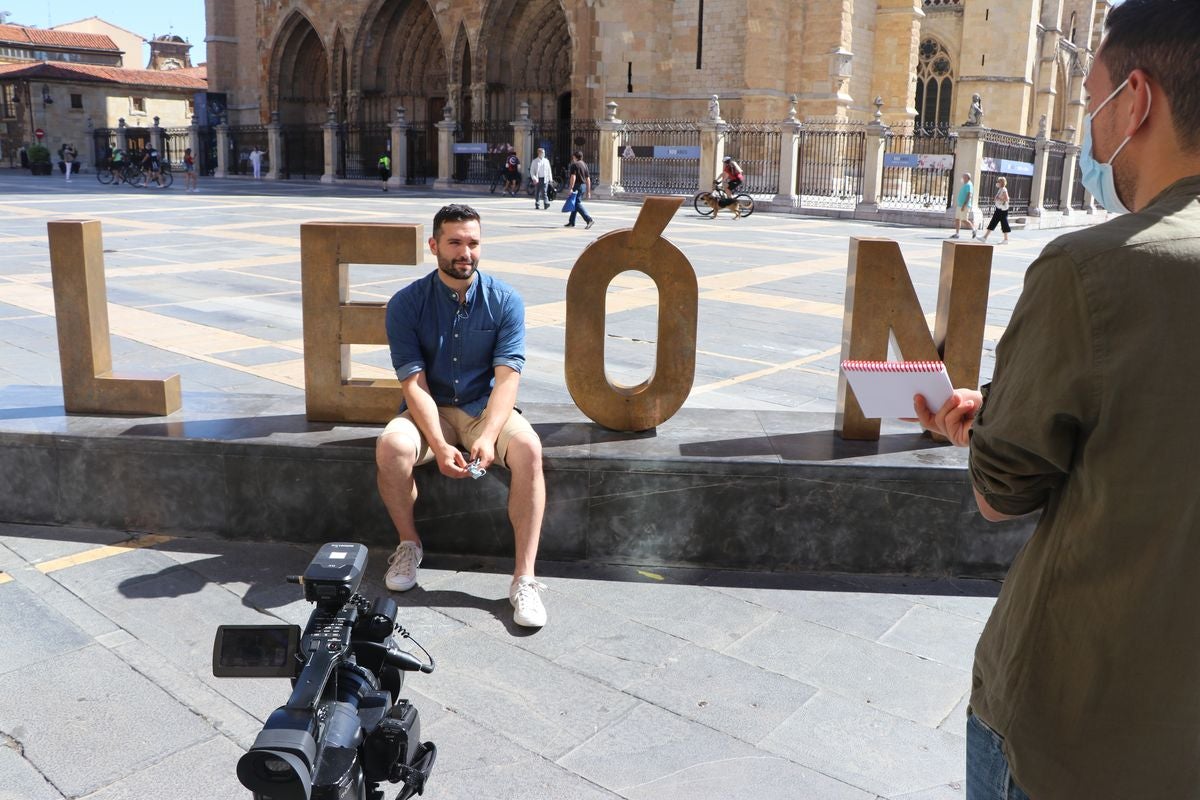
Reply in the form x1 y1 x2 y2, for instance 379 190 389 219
213 542 437 800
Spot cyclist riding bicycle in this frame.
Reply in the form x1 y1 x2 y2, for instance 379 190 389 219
720 156 744 197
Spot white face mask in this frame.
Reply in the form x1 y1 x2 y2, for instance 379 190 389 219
1078 76 1152 214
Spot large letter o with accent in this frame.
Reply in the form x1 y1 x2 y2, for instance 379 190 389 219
565 197 697 431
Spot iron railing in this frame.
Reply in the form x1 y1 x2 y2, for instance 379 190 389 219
338 123 390 180
529 119 600 185
454 120 515 184
228 125 269 176
405 121 436 184
981 130 1036 214
1071 159 1087 210
723 120 781 196
879 124 957 210
618 119 701 194
797 126 866 209
1042 141 1068 211
281 124 324 179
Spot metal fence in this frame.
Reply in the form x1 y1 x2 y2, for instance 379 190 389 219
228 125 269 176
1042 142 1068 211
281 125 323 179
528 119 600 186
161 127 191 168
878 125 956 210
92 128 113 168
618 119 701 194
1071 159 1087 210
338 123 390 180
981 130 1036 214
723 120 781 196
454 120 515 184
797 127 866 209
405 121 436 184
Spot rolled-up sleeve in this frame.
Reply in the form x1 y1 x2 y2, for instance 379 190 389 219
968 247 1100 517
492 289 526 374
386 290 425 380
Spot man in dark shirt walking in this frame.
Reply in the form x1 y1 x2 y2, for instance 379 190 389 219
563 150 594 230
376 204 548 628
916 2 1200 797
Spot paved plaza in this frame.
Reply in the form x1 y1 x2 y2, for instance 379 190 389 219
0 173 1101 799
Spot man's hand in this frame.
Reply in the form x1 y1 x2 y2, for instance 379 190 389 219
914 389 983 448
470 437 497 471
435 442 470 479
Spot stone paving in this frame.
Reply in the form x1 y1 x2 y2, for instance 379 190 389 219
0 173 1104 799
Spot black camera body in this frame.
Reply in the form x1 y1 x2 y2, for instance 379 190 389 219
214 543 437 800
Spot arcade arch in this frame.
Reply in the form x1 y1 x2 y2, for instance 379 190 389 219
357 0 449 124
272 12 330 126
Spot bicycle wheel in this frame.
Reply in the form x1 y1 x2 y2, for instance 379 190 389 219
160 169 174 188
735 194 755 218
490 173 501 193
693 191 717 217
96 167 114 185
128 167 146 188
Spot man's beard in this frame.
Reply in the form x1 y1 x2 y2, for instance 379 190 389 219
438 254 478 281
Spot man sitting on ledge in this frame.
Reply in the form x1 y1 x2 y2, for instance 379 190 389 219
375 203 547 628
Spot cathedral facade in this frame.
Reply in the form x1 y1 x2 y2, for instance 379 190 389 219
207 0 1106 140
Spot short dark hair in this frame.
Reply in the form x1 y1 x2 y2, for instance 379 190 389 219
1101 0 1200 151
432 204 481 238
572 150 583 160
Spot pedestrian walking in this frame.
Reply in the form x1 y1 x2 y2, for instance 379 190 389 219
949 172 977 239
183 148 198 193
378 152 391 191
62 144 76 181
530 147 552 209
563 150 594 230
915 2 1200 797
981 177 1011 244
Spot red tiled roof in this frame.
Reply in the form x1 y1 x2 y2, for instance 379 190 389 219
0 23 119 52
0 61 206 90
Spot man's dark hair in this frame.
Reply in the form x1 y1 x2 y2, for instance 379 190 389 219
572 150 583 160
1101 0 1200 151
432 204 481 238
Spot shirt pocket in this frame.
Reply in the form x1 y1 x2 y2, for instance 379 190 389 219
462 326 498 365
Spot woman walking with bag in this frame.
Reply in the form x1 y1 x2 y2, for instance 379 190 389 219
981 176 1011 244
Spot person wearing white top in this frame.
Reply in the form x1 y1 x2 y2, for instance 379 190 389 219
981 176 1012 244
249 147 263 179
530 148 553 210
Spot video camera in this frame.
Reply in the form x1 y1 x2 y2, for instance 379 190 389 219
213 542 437 800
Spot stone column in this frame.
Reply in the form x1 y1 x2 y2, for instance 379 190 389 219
952 125 987 220
388 106 410 189
215 122 229 178
698 96 726 194
511 101 534 177
150 116 163 154
597 100 623 195
772 96 802 206
1060 142 1080 215
858 98 888 212
321 109 338 184
266 111 283 181
1027 131 1051 217
433 105 456 190
115 118 128 155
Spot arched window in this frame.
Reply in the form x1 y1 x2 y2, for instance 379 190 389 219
914 38 954 130
1069 12 1078 44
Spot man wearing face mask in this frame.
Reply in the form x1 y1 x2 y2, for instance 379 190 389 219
913 1 1200 797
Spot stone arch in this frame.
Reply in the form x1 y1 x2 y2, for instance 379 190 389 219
913 36 954 130
478 0 572 121
270 10 331 126
449 22 474 121
355 0 449 123
331 26 349 122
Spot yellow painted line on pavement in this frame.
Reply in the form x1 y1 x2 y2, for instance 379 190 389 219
0 572 12 585
35 534 174 574
690 346 841 396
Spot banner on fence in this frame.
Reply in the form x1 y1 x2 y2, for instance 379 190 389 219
452 142 488 154
621 145 700 160
982 157 1035 176
884 153 954 170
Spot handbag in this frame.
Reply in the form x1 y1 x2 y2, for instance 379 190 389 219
561 190 577 214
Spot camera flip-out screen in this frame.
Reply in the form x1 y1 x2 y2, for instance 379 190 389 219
212 624 301 678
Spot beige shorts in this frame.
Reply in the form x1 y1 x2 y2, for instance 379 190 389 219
381 406 536 468
955 207 974 222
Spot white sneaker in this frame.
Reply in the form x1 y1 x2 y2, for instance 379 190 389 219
385 541 423 591
510 576 547 628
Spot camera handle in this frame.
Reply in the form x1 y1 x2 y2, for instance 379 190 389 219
354 640 435 674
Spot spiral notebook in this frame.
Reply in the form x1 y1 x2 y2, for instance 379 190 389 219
841 360 953 419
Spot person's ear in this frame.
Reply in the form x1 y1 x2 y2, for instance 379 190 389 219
428 236 438 256
1124 69 1154 139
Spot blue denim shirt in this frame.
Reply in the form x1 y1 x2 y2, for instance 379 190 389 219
386 269 526 416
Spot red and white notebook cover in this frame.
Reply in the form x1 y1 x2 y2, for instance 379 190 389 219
840 360 953 419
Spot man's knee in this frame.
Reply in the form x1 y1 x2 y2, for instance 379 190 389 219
376 432 419 476
505 432 543 473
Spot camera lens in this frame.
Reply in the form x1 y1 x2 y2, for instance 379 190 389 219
263 757 293 774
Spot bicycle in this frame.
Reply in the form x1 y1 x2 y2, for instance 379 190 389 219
693 180 755 218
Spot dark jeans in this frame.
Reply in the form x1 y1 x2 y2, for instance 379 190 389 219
987 208 1011 233
567 188 592 225
535 179 548 207
967 713 1032 800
